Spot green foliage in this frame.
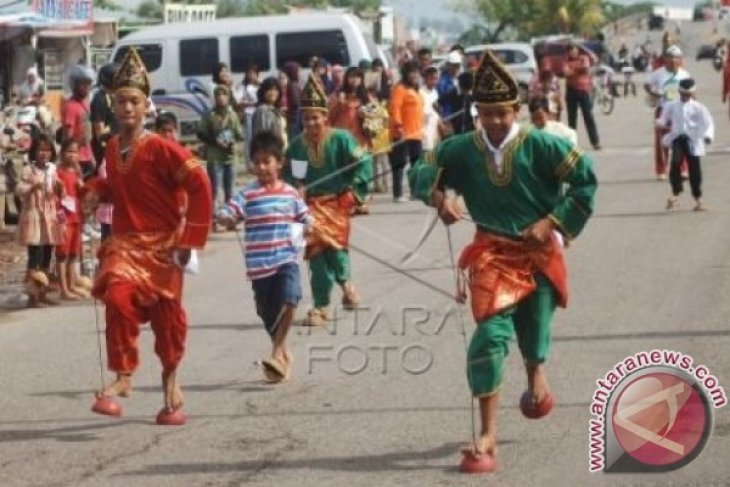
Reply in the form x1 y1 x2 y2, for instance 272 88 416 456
602 1 654 22
95 0 123 11
216 0 247 17
136 0 163 19
453 0 611 41
458 24 494 45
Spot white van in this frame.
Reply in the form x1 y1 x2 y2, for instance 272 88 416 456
110 13 379 140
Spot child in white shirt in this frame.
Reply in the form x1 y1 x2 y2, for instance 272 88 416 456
656 78 714 211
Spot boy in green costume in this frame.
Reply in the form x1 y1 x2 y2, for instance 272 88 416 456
285 75 372 326
409 50 597 467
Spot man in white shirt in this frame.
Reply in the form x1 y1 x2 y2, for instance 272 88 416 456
656 78 713 211
420 66 441 156
528 98 578 146
644 45 690 179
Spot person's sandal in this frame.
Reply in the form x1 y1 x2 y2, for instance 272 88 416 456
261 357 288 383
305 308 328 327
342 284 360 310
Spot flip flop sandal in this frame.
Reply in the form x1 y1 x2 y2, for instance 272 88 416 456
342 288 360 310
304 309 328 327
261 358 287 383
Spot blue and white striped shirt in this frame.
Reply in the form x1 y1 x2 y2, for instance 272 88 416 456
222 181 312 280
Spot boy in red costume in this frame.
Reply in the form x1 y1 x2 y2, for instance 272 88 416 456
87 48 212 422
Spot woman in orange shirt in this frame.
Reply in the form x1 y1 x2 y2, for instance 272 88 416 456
388 61 423 202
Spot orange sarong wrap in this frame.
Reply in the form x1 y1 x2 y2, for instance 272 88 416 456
457 232 568 322
92 232 187 374
92 232 182 305
305 192 355 260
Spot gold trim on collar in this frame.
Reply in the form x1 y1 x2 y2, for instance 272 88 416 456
472 127 530 187
304 130 333 168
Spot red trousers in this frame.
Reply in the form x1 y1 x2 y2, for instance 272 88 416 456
654 124 670 176
56 222 81 259
105 281 187 375
655 107 687 177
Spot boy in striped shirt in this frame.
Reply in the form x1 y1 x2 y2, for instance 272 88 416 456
219 131 313 382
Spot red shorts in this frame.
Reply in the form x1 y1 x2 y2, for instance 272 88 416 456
56 222 81 259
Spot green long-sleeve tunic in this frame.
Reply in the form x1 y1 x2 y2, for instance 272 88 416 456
285 128 372 201
408 126 597 239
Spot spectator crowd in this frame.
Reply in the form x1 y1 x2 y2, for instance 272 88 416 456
0 31 715 308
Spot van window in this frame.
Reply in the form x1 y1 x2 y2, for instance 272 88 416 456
276 30 349 67
492 49 529 65
113 44 162 73
180 38 219 76
230 35 270 72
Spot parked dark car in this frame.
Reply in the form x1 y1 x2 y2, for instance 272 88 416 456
694 6 714 21
648 14 664 31
696 44 717 61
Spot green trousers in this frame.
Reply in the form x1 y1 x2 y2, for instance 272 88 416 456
467 274 558 397
309 249 350 308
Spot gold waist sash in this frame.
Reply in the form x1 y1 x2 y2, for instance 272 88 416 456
92 232 182 304
305 192 354 260
457 231 568 321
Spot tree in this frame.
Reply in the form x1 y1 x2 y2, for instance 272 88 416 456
216 0 247 17
95 0 123 11
452 0 605 41
137 0 163 19
532 0 604 37
458 24 494 46
602 1 654 22
451 0 542 41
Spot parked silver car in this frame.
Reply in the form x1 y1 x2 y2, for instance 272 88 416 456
465 43 537 101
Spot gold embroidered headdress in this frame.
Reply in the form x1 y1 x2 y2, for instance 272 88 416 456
300 74 328 112
113 47 151 97
473 49 519 107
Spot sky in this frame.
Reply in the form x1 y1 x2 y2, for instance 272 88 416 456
387 0 698 22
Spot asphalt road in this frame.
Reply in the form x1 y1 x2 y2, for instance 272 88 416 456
1 21 730 487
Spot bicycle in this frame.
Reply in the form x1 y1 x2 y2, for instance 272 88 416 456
591 66 615 115
592 75 615 116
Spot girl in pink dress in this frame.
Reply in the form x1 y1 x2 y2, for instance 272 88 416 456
16 133 60 307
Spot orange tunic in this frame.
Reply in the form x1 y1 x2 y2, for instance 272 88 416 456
388 83 424 141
